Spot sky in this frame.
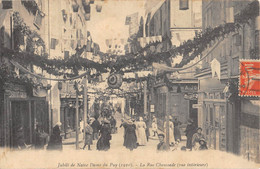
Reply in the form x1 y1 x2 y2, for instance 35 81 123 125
86 0 146 52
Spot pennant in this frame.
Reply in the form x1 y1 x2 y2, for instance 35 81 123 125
211 58 221 80
226 7 234 23
125 16 131 25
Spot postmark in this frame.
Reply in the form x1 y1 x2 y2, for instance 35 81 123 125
239 60 260 97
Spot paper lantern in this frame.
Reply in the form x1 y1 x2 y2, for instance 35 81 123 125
179 0 189 10
84 13 90 21
96 4 102 12
72 1 79 12
82 0 90 6
84 5 91 14
58 82 63 90
107 74 122 89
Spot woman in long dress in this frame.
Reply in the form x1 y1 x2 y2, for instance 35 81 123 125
136 117 147 146
164 116 175 146
124 119 137 151
97 120 111 151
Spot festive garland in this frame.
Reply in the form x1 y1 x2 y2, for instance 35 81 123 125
1 1 258 81
0 63 51 92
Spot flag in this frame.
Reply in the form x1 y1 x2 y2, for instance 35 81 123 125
211 58 221 80
125 16 131 25
226 7 234 23
105 39 112 48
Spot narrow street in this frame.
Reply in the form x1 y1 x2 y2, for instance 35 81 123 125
63 112 164 152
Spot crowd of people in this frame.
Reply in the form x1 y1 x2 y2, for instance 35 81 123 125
14 106 208 152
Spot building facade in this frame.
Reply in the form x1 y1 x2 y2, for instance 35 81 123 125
196 0 259 162
0 0 49 148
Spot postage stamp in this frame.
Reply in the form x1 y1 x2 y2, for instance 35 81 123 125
239 60 260 97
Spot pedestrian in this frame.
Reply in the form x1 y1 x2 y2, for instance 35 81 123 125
35 124 48 149
47 122 63 151
157 134 168 151
164 116 175 146
82 120 93 150
151 116 158 137
91 116 101 140
184 119 196 150
136 117 147 146
144 115 150 142
109 116 117 134
96 119 112 151
199 138 208 150
173 117 182 142
192 127 205 151
120 119 128 146
124 119 137 151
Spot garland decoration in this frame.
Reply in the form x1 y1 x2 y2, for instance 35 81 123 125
0 63 51 92
0 1 258 83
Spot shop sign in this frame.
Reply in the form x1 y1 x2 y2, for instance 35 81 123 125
192 104 202 109
6 90 27 99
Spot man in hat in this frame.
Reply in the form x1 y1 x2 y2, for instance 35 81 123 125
157 134 169 151
192 127 205 151
184 119 196 150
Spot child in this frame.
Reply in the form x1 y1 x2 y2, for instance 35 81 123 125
82 121 93 150
157 134 169 151
199 138 208 150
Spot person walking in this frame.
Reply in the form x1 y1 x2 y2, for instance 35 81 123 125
47 123 63 151
91 116 101 140
82 121 93 150
136 117 147 146
192 127 205 151
124 119 137 151
173 117 182 142
184 119 196 150
96 120 111 151
120 119 128 146
144 115 150 142
164 116 175 146
151 116 158 137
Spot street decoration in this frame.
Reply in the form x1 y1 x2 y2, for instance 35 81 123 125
107 73 123 89
0 1 259 88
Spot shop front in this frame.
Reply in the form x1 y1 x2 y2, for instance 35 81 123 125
240 99 260 163
0 83 49 148
198 77 229 151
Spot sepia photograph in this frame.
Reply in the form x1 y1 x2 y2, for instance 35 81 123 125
0 0 259 168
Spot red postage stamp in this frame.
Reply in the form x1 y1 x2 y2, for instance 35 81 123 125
239 60 260 97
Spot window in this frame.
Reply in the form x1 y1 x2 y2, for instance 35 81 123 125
34 10 44 29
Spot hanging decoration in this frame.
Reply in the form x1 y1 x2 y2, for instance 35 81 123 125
211 58 221 80
96 4 102 12
72 0 79 12
107 73 123 89
179 0 189 10
0 1 258 83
